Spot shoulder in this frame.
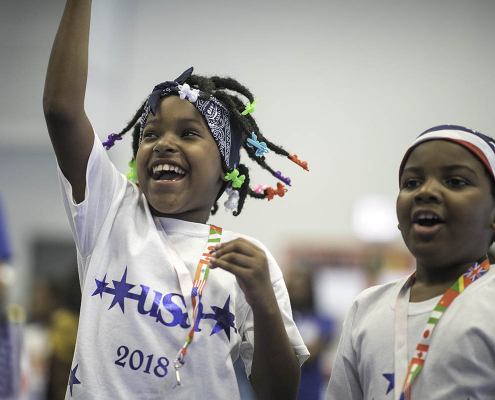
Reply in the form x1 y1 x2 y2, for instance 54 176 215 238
347 276 408 322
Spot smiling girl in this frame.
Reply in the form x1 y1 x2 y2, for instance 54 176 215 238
43 1 309 399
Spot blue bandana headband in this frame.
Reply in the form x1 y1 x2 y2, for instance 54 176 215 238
139 67 241 169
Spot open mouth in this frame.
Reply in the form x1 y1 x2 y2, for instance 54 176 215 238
414 212 443 227
150 163 187 182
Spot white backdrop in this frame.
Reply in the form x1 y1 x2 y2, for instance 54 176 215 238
1 0 495 305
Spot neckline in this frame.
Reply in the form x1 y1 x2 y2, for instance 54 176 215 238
407 294 443 315
158 216 211 235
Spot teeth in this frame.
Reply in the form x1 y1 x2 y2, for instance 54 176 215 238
152 164 186 175
417 212 439 221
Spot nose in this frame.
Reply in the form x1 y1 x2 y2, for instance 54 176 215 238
415 178 441 203
153 132 178 153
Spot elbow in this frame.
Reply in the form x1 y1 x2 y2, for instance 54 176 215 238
43 94 67 119
43 96 81 127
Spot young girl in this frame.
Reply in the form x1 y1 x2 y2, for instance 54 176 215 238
43 1 309 399
326 125 495 399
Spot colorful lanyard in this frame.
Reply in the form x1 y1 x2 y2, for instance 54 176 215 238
154 218 222 386
394 256 490 400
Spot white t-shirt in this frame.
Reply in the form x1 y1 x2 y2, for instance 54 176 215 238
326 268 495 400
58 134 309 399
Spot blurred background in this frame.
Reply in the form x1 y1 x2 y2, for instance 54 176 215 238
1 0 495 398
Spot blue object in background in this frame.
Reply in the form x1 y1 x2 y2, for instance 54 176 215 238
0 198 12 262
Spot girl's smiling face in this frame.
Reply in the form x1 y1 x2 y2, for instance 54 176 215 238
136 95 225 223
397 140 495 269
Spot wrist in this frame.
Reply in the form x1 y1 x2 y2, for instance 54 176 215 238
251 292 280 318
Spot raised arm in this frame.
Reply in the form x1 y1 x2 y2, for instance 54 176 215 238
43 0 94 203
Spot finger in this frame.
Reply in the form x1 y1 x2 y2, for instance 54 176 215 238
211 238 259 258
212 252 254 269
209 256 249 277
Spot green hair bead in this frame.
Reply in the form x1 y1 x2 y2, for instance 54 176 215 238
126 159 137 183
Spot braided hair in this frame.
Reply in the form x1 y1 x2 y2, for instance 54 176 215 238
110 74 303 216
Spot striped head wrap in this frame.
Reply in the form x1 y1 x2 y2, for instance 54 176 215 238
399 125 495 183
139 67 241 169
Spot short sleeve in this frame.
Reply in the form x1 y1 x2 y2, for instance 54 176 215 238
57 132 129 258
239 257 310 377
325 302 363 400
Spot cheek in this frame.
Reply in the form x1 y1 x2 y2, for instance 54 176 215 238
396 194 410 225
135 153 148 183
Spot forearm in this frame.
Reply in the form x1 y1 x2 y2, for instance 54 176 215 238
250 294 300 400
43 0 94 203
43 0 92 119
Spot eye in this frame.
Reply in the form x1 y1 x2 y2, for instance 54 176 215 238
447 178 468 187
402 179 421 190
142 131 158 139
181 131 199 138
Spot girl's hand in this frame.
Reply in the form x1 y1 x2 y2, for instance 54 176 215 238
209 238 277 312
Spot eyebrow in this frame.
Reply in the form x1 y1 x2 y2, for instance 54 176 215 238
402 165 479 175
144 118 206 129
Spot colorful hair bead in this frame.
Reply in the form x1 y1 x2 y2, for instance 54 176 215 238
241 99 259 115
102 133 122 150
177 83 200 102
126 159 137 183
246 132 269 157
288 154 309 171
274 171 291 186
253 184 269 194
225 169 246 188
224 187 240 212
265 182 287 201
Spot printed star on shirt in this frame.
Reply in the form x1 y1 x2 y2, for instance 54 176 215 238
210 295 237 341
383 373 394 395
92 274 109 298
68 364 81 396
108 267 135 313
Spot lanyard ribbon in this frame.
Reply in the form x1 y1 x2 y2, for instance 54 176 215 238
153 218 223 387
394 256 490 400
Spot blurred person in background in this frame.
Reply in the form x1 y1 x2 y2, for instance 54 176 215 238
287 269 334 400
24 270 80 400
0 196 27 400
24 281 61 399
46 270 80 400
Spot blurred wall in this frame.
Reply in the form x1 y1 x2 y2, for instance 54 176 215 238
1 0 495 305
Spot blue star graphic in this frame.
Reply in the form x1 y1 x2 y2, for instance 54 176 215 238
210 295 237 341
92 274 109 298
108 267 135 313
383 373 394 395
68 364 81 396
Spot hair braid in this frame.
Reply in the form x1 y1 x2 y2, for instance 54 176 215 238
233 163 250 216
210 76 255 103
117 101 147 140
132 123 140 158
221 92 289 157
211 201 219 216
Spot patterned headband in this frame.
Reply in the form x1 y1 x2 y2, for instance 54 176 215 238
399 125 495 183
139 67 241 169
